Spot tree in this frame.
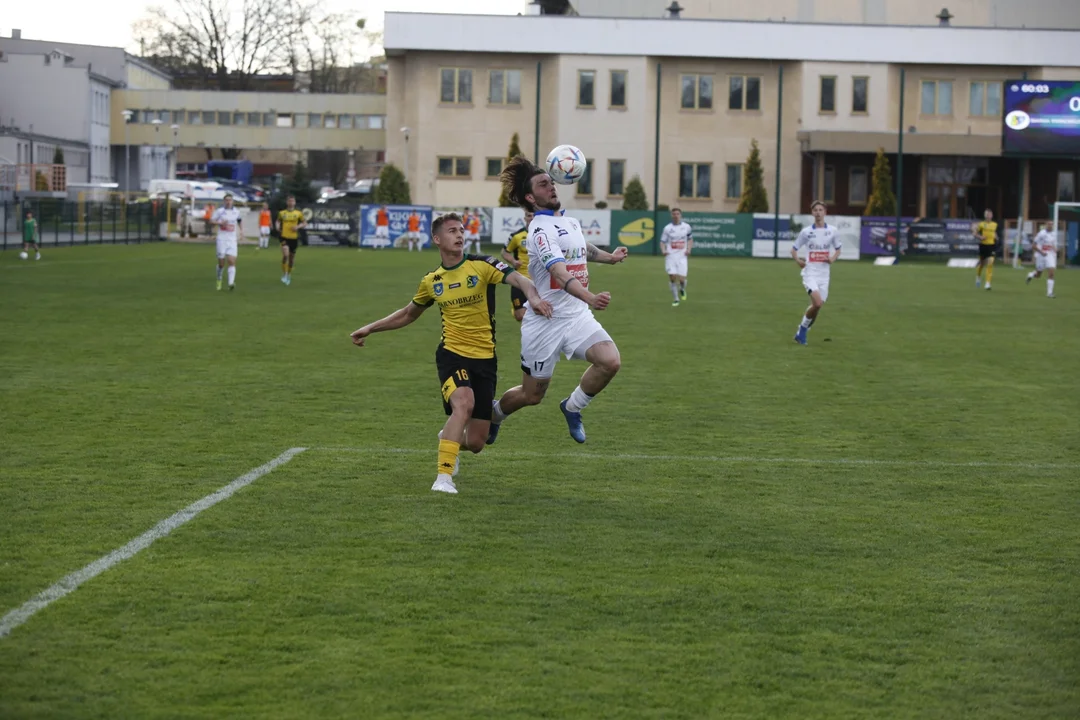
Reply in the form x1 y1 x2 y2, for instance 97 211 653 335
52 147 65 164
498 133 524 207
284 160 315 203
373 163 411 204
737 139 769 213
622 176 648 211
865 148 897 217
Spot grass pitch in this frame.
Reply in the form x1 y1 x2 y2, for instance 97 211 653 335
1 244 1077 718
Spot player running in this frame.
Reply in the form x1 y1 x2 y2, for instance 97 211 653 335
258 203 272 249
275 196 306 286
792 200 842 345
405 210 423 251
211 194 243 291
350 213 551 494
21 209 40 260
974 209 998 290
1026 223 1058 298
487 157 628 445
660 207 692 306
501 210 534 322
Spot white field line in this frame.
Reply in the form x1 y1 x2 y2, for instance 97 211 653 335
313 446 1080 471
0 447 307 640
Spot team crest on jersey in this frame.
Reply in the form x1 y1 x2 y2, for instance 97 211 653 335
433 282 444 296
467 275 479 288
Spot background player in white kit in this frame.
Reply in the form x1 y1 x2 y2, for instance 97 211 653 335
212 193 243 291
487 157 628 444
660 207 693 306
791 201 842 345
1026 223 1058 298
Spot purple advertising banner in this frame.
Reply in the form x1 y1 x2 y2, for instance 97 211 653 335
861 217 914 256
860 217 981 256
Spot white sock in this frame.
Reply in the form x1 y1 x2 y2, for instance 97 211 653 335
227 266 236 285
565 385 594 413
1047 279 1055 296
216 266 224 280
1028 271 1036 280
492 400 507 424
800 314 813 329
670 282 680 301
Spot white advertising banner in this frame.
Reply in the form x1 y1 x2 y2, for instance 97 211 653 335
491 207 612 246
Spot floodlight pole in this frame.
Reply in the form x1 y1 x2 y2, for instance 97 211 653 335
895 68 905 262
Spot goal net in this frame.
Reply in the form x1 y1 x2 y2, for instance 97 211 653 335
1005 202 1078 267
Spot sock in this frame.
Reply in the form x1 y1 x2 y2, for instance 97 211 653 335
670 282 680 301
438 439 460 477
1028 271 1036 280
282 260 288 274
986 258 994 285
216 266 224 280
800 314 815 329
681 280 687 293
227 266 236 286
976 265 984 280
1047 279 1055 296
492 400 507 424
565 385 594 413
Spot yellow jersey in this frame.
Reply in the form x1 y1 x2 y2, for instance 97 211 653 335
412 255 514 359
975 220 997 246
278 209 304 240
504 228 531 280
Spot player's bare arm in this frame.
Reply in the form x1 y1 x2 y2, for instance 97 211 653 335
350 302 427 346
791 247 806 268
585 243 628 265
686 237 693 255
504 272 553 317
501 248 522 269
548 262 611 310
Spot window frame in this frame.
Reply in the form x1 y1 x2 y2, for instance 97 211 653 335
681 74 715 110
679 162 713 200
968 80 1002 118
1057 170 1076 203
819 75 837 114
609 70 628 109
607 159 626 197
852 76 869 114
294 113 309 129
437 156 472 179
849 166 869 205
921 79 954 116
725 163 743 200
247 112 261 126
823 165 836 203
577 69 596 108
488 68 522 105
576 157 595 196
728 74 762 111
439 67 474 105
485 157 504 179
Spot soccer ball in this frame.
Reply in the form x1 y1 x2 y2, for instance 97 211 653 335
545 145 587 185
19 251 28 260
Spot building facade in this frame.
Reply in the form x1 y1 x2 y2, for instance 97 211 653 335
384 12 1080 220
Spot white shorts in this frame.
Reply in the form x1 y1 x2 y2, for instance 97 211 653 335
466 232 479 242
1035 252 1057 271
406 231 421 243
665 255 688 277
216 236 238 258
259 227 270 237
803 275 830 303
520 312 613 380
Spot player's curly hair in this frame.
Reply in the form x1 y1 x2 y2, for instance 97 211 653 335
500 155 545 212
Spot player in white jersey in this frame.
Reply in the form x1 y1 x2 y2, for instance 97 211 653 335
792 201 843 345
486 156 629 444
1026 223 1058 298
661 207 693 306
211 193 243 291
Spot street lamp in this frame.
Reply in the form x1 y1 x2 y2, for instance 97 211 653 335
400 126 411 184
151 118 163 188
121 109 134 199
170 124 179 178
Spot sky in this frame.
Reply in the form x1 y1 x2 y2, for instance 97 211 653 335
2 0 517 54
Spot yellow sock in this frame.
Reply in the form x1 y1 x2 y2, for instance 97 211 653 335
985 257 994 284
282 260 288 274
438 439 460 477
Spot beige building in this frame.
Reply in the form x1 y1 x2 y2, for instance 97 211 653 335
385 12 1080 220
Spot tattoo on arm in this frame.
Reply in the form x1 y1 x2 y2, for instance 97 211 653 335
586 244 599 261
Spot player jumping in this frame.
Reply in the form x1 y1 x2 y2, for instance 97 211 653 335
974 209 998 290
501 210 534 322
350 213 551 494
212 193 243 291
1026 222 1057 298
792 200 842 345
487 157 628 445
661 207 692 306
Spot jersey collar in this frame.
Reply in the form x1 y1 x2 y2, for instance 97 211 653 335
533 209 564 217
441 256 466 271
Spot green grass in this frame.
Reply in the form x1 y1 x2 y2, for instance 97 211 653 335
1 244 1078 719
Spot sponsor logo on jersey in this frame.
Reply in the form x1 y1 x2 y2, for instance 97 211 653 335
466 275 479 288
449 282 461 289
433 282 444 296
618 217 654 247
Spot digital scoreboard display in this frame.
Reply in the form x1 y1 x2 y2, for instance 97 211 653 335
1003 80 1080 156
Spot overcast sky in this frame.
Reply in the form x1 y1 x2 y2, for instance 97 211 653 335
3 0 517 54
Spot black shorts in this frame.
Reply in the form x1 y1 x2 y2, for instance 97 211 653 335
510 286 527 312
281 238 299 254
979 243 996 260
436 347 497 421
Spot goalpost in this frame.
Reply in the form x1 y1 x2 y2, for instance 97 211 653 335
1052 201 1080 265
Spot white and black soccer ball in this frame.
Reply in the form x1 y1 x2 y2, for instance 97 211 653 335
19 251 29 260
545 144 587 185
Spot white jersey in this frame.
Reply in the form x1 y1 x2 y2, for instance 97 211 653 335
212 207 242 240
793 223 842 279
526 209 590 319
1033 230 1057 255
661 221 692 259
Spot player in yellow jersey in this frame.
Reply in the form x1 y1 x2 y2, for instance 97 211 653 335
974 208 998 291
349 213 552 494
275 195 306 286
501 210 534 321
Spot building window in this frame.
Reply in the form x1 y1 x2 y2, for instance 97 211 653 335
248 112 261 126
157 110 169 122
172 110 184 124
725 163 742 199
440 68 473 104
339 114 353 129
489 69 522 105
263 112 276 126
437 156 471 178
679 162 712 199
217 112 230 126
199 111 214 125
370 115 385 129
819 76 837 113
823 165 836 203
610 70 627 108
576 159 594 195
486 158 503 179
276 114 293 128
323 115 337 129
1059 171 1076 202
728 75 761 110
608 160 625 196
852 77 869 114
578 70 596 107
295 113 309 128
233 112 246 126
849 166 869 204
969 81 1002 117
188 111 201 125
681 74 714 110
921 80 953 115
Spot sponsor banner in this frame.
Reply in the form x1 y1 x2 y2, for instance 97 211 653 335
908 219 981 255
303 205 357 246
790 214 861 260
682 212 752 256
435 207 492 242
360 205 434 248
610 210 655 254
861 217 915 256
491 207 611 247
492 207 526 245
752 214 795 258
